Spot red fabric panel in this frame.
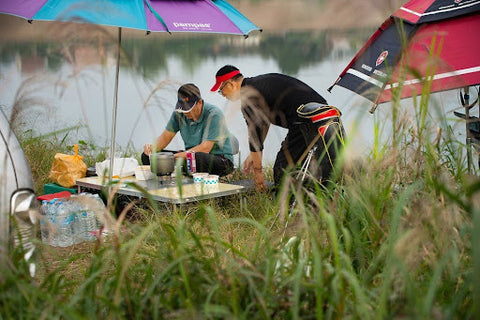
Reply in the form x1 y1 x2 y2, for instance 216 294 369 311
37 191 72 201
378 12 480 103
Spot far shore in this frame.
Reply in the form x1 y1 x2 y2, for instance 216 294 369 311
0 0 398 42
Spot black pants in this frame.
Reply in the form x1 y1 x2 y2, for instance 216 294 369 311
142 152 234 176
273 121 345 186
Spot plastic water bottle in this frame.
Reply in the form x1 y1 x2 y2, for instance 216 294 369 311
69 201 84 244
87 193 104 237
56 200 74 247
40 201 50 244
72 211 81 244
90 193 104 207
83 210 97 241
46 199 59 247
78 211 87 241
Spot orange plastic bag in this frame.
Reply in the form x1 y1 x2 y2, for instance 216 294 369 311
49 145 87 188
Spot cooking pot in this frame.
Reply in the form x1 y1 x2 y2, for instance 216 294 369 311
149 152 175 176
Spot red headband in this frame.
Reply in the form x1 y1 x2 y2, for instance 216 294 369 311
210 70 240 92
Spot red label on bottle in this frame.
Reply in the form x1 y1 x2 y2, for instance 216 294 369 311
186 151 196 174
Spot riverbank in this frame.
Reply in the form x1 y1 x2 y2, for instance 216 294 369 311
232 0 398 31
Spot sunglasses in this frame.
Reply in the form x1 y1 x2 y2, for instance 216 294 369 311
217 81 231 94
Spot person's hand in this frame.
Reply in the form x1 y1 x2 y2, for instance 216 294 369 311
243 153 267 191
253 170 267 192
242 155 254 175
144 144 153 156
173 151 186 159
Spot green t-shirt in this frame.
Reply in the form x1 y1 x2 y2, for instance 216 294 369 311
166 102 234 163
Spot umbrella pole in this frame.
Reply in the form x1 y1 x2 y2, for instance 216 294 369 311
464 86 472 173
108 27 122 184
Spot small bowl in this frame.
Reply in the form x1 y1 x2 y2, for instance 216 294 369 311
204 174 219 185
192 172 209 184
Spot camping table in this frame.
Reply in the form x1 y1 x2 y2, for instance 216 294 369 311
76 175 254 204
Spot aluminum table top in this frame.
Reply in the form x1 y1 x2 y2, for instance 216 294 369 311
76 175 252 204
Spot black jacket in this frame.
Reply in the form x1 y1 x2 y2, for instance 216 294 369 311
241 73 327 152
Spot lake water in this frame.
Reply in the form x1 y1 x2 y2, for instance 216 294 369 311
0 24 473 166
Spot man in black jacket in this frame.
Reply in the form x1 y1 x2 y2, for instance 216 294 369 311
211 65 345 191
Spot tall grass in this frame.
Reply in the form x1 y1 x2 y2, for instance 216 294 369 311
3 89 476 319
2 43 477 320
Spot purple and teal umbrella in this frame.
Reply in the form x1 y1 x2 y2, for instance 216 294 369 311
0 0 260 35
0 0 261 181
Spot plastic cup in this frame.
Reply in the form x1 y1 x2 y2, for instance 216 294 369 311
204 174 219 191
192 172 208 184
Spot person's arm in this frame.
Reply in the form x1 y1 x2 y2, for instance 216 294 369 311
174 107 223 159
174 140 215 159
155 130 176 151
243 151 267 191
143 129 176 155
242 112 269 191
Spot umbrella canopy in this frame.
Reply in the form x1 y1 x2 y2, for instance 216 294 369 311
0 0 260 35
393 0 480 23
0 0 260 180
328 0 480 107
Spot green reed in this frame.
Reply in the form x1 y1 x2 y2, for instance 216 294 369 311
1 145 476 319
3 99 476 319
2 53 477 319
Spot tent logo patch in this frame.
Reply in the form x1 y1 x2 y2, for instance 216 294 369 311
376 50 388 67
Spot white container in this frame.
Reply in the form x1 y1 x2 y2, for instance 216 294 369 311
204 175 219 191
192 172 208 184
135 165 154 180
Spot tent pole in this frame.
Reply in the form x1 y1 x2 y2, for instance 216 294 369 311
464 86 472 173
108 27 122 184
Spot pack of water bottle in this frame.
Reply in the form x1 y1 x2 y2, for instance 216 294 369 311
40 193 105 247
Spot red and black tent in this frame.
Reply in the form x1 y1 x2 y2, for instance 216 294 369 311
329 0 480 109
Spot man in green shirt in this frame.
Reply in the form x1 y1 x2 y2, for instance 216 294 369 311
143 83 234 176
